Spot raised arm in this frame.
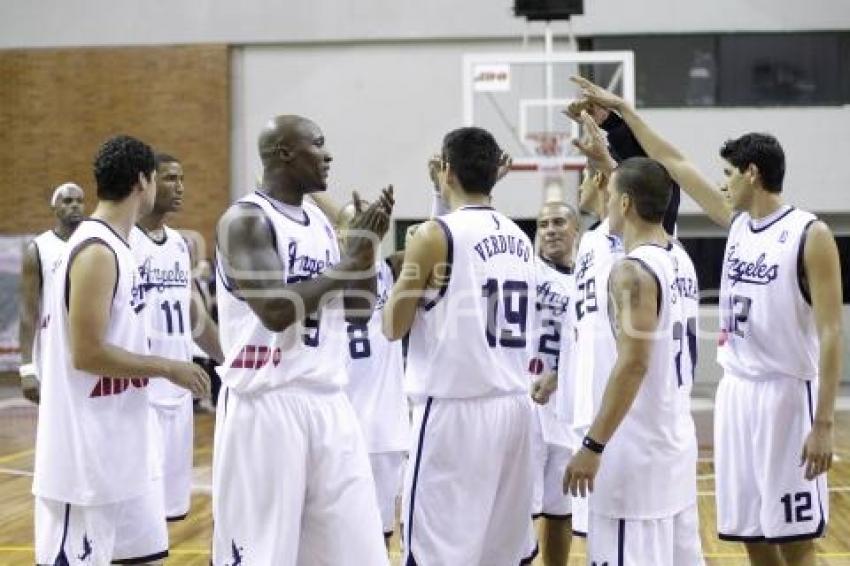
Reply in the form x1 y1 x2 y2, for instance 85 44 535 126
800 221 843 480
571 76 734 229
18 241 41 403
68 243 209 396
564 259 659 497
382 219 447 341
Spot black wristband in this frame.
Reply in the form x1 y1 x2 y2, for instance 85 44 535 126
582 435 605 454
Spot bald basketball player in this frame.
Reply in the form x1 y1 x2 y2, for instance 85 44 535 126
213 115 393 565
18 182 85 403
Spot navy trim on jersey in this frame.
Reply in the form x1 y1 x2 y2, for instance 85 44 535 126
135 224 168 245
405 397 434 565
112 549 169 564
625 257 663 317
748 205 795 234
796 219 817 306
641 241 674 252
166 512 188 522
32 238 44 294
618 519 626 566
540 255 574 275
459 205 495 211
254 190 310 226
86 218 131 248
214 254 243 301
420 219 453 311
520 542 539 565
64 238 118 310
571 528 587 538
588 219 602 231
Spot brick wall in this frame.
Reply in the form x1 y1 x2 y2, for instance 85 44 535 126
0 45 230 253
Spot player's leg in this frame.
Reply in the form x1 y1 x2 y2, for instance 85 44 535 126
34 497 118 565
778 539 816 565
212 389 308 565
538 444 572 565
526 412 547 561
111 476 169 565
297 392 388 566
369 451 405 549
744 542 783 565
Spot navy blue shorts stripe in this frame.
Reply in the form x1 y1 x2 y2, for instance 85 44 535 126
405 397 434 564
806 380 827 535
618 518 625 566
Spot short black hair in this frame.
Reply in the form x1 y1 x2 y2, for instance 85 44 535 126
442 127 502 195
93 135 155 202
613 157 673 223
720 133 785 193
155 152 180 169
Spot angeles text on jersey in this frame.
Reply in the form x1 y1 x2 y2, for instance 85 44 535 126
138 257 190 294
286 241 335 283
537 281 571 316
724 244 780 287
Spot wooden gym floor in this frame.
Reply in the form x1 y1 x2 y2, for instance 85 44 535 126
1 390 850 565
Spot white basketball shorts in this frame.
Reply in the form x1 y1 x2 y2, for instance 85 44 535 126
531 418 573 518
715 372 828 542
152 395 193 521
402 394 535 566
572 494 588 537
369 451 405 536
35 477 167 565
588 504 704 566
212 387 388 566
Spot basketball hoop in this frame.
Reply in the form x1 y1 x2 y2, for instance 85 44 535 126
510 132 584 173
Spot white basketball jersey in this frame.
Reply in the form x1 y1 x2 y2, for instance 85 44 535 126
216 191 346 395
718 206 819 381
591 241 699 519
33 219 152 505
572 219 624 430
344 259 409 453
31 230 69 378
405 206 537 399
129 225 194 407
530 257 575 447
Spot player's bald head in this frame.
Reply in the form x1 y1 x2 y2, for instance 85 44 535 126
258 115 318 165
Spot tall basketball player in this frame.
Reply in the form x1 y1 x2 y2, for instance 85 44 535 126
527 200 579 565
130 152 223 524
568 117 625 539
384 126 537 565
213 115 393 565
19 182 85 403
32 135 210 565
565 157 704 565
574 75 843 566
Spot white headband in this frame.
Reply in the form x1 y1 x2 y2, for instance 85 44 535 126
51 183 83 207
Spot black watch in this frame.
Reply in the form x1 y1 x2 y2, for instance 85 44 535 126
582 435 605 454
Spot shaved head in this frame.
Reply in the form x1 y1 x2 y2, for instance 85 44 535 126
258 115 317 166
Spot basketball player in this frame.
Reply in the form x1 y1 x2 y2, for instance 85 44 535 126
332 200 409 547
32 135 210 565
565 157 704 565
130 152 223 523
212 115 393 565
384 126 537 565
567 117 625 539
19 182 85 403
527 200 579 565
573 75 843 566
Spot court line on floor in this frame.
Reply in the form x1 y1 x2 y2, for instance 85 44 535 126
0 449 33 465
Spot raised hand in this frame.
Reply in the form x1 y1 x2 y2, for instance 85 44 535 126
496 152 513 182
570 75 627 111
344 186 395 269
572 111 616 175
428 155 442 191
563 99 610 126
